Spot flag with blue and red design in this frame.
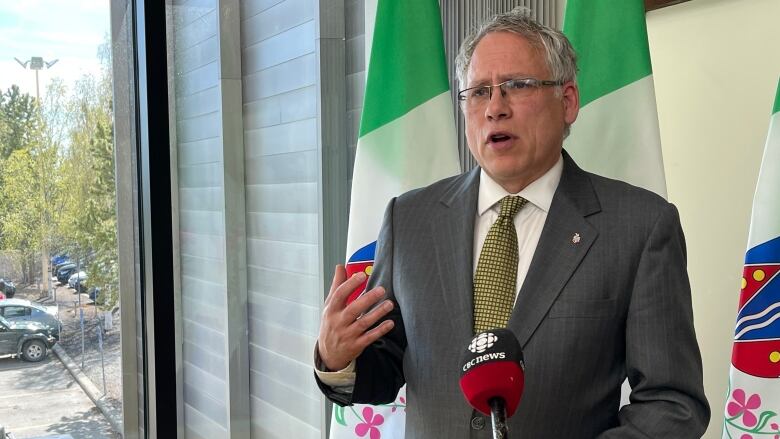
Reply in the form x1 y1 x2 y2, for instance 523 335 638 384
345 242 376 304
723 78 780 438
732 237 780 379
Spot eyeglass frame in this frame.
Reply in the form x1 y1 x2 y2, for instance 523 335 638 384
457 78 566 105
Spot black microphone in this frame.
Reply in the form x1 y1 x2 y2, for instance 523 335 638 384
459 328 525 439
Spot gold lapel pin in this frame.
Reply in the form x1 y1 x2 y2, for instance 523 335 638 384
572 233 581 244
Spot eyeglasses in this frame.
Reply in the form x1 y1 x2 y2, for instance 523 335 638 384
457 78 564 108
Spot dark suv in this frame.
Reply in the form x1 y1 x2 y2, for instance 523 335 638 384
55 264 77 284
0 279 15 299
0 315 58 362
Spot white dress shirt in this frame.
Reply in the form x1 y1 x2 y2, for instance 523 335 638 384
315 154 564 385
474 155 563 303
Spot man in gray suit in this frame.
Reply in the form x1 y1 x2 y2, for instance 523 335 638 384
315 9 710 438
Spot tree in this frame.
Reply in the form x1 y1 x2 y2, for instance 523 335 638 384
0 37 119 307
56 57 119 309
0 86 51 283
82 119 118 309
0 85 41 159
0 145 53 283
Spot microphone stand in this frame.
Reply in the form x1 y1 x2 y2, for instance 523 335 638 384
489 397 509 439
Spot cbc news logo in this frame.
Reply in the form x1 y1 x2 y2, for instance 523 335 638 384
469 332 498 353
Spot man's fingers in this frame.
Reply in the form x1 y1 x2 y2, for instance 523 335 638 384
351 298 393 333
325 268 367 310
356 319 395 349
325 264 347 305
324 264 347 308
319 313 393 371
343 286 386 323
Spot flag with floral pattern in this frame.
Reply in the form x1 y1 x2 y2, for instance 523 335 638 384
723 78 780 438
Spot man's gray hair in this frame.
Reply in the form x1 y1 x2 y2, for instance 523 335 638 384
455 8 578 89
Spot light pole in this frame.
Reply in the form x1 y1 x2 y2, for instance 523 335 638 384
14 56 58 298
14 56 58 104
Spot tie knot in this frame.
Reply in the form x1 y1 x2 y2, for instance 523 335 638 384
498 196 526 220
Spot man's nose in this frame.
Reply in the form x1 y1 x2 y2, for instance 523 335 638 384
485 87 511 120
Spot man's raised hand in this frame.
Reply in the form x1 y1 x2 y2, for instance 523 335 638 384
317 265 395 371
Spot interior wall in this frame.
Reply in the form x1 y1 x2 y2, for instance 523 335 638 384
169 2 233 437
239 0 324 437
646 0 780 436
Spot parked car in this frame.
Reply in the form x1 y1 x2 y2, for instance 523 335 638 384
0 315 58 362
0 299 60 339
67 271 87 289
56 265 77 284
50 253 69 267
55 261 76 274
0 280 14 299
51 254 69 275
52 260 73 276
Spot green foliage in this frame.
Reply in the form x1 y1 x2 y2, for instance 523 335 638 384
0 85 42 159
0 149 41 261
57 69 118 310
0 42 119 309
0 86 50 281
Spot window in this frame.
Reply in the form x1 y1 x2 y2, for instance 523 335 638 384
3 307 28 319
0 0 146 437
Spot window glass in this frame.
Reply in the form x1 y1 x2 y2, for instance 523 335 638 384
0 1 130 437
3 307 28 318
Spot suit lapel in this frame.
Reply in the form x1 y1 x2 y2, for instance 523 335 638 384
508 152 602 347
431 168 480 341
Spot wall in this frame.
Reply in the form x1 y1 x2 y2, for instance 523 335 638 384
646 0 780 436
170 0 250 437
345 0 364 182
171 2 231 437
171 0 340 437
240 0 324 437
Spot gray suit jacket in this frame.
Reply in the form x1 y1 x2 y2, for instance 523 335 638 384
319 151 710 438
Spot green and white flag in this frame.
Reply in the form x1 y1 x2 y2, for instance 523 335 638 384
723 78 780 438
331 0 460 438
563 0 667 198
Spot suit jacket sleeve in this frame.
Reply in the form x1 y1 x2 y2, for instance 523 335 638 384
598 203 710 438
315 198 408 406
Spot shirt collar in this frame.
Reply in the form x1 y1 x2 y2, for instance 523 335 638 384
477 154 563 216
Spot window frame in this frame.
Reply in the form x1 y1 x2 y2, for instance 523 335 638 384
110 0 181 437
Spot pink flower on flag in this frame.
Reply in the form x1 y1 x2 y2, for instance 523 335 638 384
728 388 762 427
741 435 752 439
391 396 406 413
355 407 384 439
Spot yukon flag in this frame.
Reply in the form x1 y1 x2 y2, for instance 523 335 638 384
723 79 780 438
563 0 667 198
330 0 460 437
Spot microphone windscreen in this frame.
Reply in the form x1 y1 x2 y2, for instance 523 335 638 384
458 328 525 417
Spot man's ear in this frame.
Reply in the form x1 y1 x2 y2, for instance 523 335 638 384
562 81 579 125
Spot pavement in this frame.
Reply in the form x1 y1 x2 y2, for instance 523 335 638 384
0 354 116 439
51 345 122 435
34 284 123 434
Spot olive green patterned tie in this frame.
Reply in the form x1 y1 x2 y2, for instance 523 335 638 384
473 195 528 334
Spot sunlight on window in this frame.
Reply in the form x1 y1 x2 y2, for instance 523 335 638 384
0 1 122 437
